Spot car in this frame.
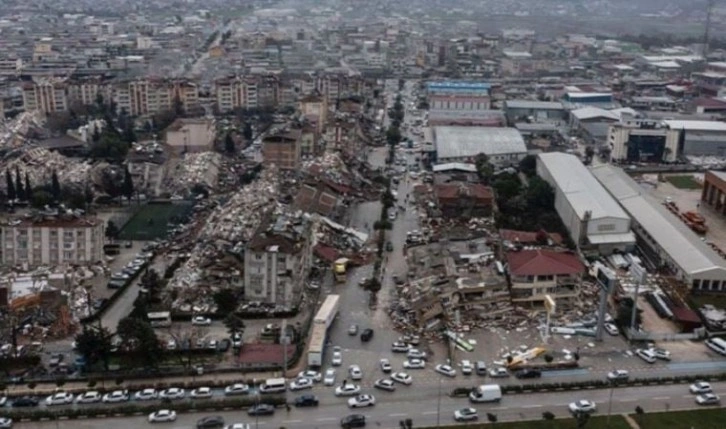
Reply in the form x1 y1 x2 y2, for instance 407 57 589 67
461 360 473 375
607 370 630 381
380 358 392 373
635 348 656 363
11 396 38 407
332 351 343 366
403 358 426 369
75 391 102 404
46 392 74 406
696 393 721 405
335 384 362 396
0 418 11 429
191 316 212 326
603 323 619 336
166 339 177 350
191 387 213 399
569 400 597 414
224 384 249 396
224 425 251 429
159 387 186 399
515 369 542 379
0 397 5 407
48 353 65 367
231 333 242 349
294 394 319 407
207 340 218 350
103 390 129 404
148 410 177 423
391 342 410 353
374 379 396 392
348 394 376 408
324 368 337 386
386 242 394 252
407 349 427 359
340 414 366 429
475 361 487 376
197 415 225 428
488 367 510 378
289 377 313 391
690 381 713 394
349 364 363 380
391 372 413 385
348 324 359 335
454 407 479 422
361 329 374 342
298 370 322 382
247 404 275 416
435 364 456 377
135 388 158 401
651 348 672 361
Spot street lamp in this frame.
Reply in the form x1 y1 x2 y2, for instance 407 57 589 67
436 375 442 428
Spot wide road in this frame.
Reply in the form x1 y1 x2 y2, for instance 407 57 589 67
15 382 726 428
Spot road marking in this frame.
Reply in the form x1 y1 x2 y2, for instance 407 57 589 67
390 413 408 417
522 405 542 408
422 411 437 415
283 420 302 424
653 396 670 400
317 418 337 422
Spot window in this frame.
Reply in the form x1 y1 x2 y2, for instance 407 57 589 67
63 251 73 260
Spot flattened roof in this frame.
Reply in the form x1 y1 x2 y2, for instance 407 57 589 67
433 126 526 159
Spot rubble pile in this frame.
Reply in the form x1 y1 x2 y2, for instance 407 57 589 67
0 147 93 188
166 151 222 194
0 111 44 149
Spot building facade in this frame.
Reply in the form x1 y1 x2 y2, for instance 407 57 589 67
506 249 585 308
607 120 680 163
21 79 68 114
261 129 302 171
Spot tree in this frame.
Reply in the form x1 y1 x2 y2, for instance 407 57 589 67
223 313 245 338
31 190 53 209
213 288 240 316
585 145 596 159
542 411 555 421
386 126 401 146
105 220 119 240
116 316 163 369
75 327 113 370
634 406 645 428
122 167 134 203
224 132 236 154
242 123 253 140
474 153 494 185
51 170 61 201
14 167 23 201
24 173 32 202
574 411 590 429
525 177 555 211
487 413 498 424
519 154 537 177
492 173 522 203
5 170 15 201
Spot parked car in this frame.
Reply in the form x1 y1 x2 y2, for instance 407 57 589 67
391 372 413 385
348 394 376 408
46 392 74 406
289 377 313 391
332 351 343 366
690 382 713 394
403 359 426 369
604 323 619 336
651 348 672 361
454 407 479 422
11 397 39 407
460 360 473 375
488 367 509 378
75 391 102 404
0 418 11 429
435 364 456 377
102 390 129 404
391 342 410 353
475 361 487 376
407 349 426 359
159 387 186 400
247 404 275 416
607 370 629 381
380 358 392 373
361 329 374 342
297 370 322 382
335 384 362 396
635 349 656 364
191 387 213 399
48 354 65 367
340 414 366 429
191 316 212 326
294 394 319 407
348 324 359 335
135 389 158 401
224 384 249 396
515 369 541 379
324 369 336 386
196 416 225 428
148 410 177 423
374 379 396 392
569 400 597 414
349 365 363 380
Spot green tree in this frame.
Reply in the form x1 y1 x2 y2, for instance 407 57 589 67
75 327 113 370
105 220 119 240
116 316 163 369
15 167 24 201
519 154 537 177
31 190 53 209
386 126 401 146
122 167 134 203
242 123 253 140
634 406 645 428
492 173 522 203
474 153 494 185
224 132 236 154
223 313 245 338
5 170 15 201
525 176 555 211
51 170 61 201
24 173 32 202
213 288 240 315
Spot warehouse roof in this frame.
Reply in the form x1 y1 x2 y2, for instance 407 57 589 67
504 100 565 110
591 164 726 278
433 126 526 159
570 106 620 121
663 120 726 132
537 152 630 222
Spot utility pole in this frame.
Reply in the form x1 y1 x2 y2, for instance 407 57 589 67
629 263 647 342
280 319 290 407
436 376 442 428
704 0 715 59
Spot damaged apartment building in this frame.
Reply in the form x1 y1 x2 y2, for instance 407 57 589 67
243 208 315 309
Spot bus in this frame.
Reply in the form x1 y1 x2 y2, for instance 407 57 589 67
147 311 172 328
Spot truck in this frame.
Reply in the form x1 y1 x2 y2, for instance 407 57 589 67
307 295 340 367
469 384 502 403
313 295 340 329
334 258 349 283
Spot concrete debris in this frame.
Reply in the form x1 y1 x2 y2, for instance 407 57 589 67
0 147 94 190
166 151 222 195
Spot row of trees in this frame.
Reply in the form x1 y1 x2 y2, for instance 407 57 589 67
3 168 93 210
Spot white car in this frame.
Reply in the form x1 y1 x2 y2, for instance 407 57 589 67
290 377 313 391
569 400 597 414
380 358 392 373
102 390 129 403
488 367 510 378
690 382 713 394
224 384 249 396
635 348 656 364
135 388 158 401
324 369 336 386
335 384 362 396
607 370 629 381
460 360 473 375
435 364 456 377
0 418 11 429
391 372 413 385
696 393 720 405
298 370 322 382
604 323 619 336
191 316 212 326
46 392 74 406
332 351 343 366
651 348 672 361
391 342 410 353
75 391 101 404
148 409 177 423
159 387 186 399
224 425 251 429
0 397 5 407
348 394 376 408
407 349 427 359
166 339 177 350
403 359 426 369
349 365 363 380
454 407 479 422
190 387 213 399
374 379 396 392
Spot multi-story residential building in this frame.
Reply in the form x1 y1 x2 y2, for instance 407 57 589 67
165 117 216 154
214 76 258 113
299 93 328 134
261 128 302 170
66 76 113 108
21 78 68 114
0 57 23 76
243 211 313 306
0 216 104 267
113 78 198 116
506 249 585 308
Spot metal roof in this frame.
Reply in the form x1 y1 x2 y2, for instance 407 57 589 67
537 152 630 222
433 126 526 159
663 120 726 132
571 106 620 121
504 100 565 110
432 163 477 173
591 164 726 278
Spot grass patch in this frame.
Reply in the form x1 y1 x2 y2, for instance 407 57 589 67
426 415 631 429
631 408 726 429
689 293 726 310
666 175 702 190
118 202 193 240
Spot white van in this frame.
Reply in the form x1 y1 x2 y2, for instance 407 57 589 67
635 348 656 364
705 338 726 356
469 384 502 403
259 377 286 393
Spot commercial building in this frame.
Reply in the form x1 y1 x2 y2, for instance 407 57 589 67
434 183 494 218
165 118 216 154
662 120 726 157
427 81 491 111
506 249 585 308
429 126 527 166
0 216 104 267
261 128 302 171
607 119 680 163
701 171 726 216
503 100 566 125
536 152 635 254
591 164 726 291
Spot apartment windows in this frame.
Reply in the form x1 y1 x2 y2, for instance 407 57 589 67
63 251 73 260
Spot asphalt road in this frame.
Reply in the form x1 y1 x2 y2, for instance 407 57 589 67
15 382 726 429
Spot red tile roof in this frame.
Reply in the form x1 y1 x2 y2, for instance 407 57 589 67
499 229 564 245
434 183 493 201
506 249 584 276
